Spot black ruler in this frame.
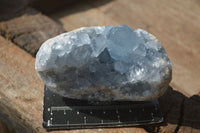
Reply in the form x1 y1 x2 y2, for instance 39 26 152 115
43 86 163 129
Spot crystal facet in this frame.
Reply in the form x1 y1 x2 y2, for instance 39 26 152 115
35 25 172 101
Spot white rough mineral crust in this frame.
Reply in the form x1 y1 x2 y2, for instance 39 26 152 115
35 25 172 101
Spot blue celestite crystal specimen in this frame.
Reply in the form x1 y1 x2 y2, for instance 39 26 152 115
35 25 172 101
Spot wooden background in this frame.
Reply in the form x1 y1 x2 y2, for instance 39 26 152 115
0 0 200 132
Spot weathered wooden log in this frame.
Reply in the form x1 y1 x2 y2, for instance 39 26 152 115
0 8 65 56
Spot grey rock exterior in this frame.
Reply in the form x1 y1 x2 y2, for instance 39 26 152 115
35 25 172 101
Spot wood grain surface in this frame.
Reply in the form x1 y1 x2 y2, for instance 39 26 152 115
0 8 65 56
0 0 200 132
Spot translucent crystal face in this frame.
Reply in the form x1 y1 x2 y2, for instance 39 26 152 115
35 25 172 101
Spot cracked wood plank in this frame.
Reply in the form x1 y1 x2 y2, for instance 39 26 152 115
0 8 65 56
0 36 147 133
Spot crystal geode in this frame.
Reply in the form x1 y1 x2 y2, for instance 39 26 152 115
35 25 172 101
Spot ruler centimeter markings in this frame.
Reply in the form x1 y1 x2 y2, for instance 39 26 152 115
43 86 163 129
45 104 162 128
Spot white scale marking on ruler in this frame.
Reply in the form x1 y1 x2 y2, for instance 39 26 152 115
50 107 53 115
51 106 72 111
117 115 121 123
47 120 50 126
84 116 87 124
151 113 154 121
47 102 160 127
77 111 80 115
49 118 53 126
116 110 119 114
